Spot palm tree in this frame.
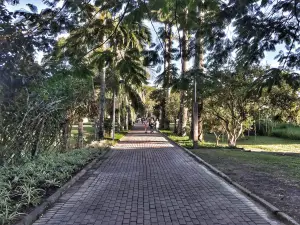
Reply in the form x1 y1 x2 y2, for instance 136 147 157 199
148 0 179 129
63 4 152 139
177 5 190 136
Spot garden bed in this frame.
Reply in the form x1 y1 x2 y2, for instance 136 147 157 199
0 148 104 225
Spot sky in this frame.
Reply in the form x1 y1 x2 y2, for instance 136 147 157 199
6 0 282 77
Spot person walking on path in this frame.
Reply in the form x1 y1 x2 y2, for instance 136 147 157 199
143 119 148 133
149 118 155 133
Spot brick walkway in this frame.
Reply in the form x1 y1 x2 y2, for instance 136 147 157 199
34 123 282 225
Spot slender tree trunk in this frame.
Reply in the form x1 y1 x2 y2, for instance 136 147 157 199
161 23 168 129
159 106 163 129
77 118 84 149
198 100 204 142
111 90 116 139
31 118 45 158
117 98 121 132
164 22 172 130
194 6 205 146
190 112 193 139
98 67 106 140
125 96 129 130
174 118 177 133
128 106 132 128
178 25 189 136
61 117 71 151
214 133 220 146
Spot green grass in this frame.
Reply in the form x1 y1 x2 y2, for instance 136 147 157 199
71 124 127 147
104 131 128 145
193 149 300 180
162 128 300 222
0 148 103 225
161 130 300 153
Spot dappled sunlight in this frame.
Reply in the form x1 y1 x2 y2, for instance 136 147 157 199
240 144 300 153
202 134 300 154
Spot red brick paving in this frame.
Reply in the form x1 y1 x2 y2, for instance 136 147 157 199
33 123 282 225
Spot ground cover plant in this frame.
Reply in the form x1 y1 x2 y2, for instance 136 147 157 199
0 148 103 224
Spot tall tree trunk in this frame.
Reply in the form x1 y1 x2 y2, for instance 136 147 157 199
174 118 177 133
198 99 204 142
98 67 106 140
161 23 168 129
178 25 188 136
61 117 71 151
192 6 204 147
196 6 205 143
159 106 163 129
163 22 172 130
77 118 84 149
117 98 121 132
128 106 132 128
125 96 129 130
31 118 45 158
111 90 116 139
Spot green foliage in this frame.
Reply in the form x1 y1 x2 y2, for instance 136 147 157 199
166 92 180 122
104 118 113 133
0 148 102 225
271 124 300 140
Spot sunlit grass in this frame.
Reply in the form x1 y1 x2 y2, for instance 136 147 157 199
193 148 300 182
161 130 300 153
71 124 127 146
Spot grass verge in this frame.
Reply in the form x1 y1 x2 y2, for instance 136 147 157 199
193 149 300 223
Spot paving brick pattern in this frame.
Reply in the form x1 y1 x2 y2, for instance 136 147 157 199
33 124 282 225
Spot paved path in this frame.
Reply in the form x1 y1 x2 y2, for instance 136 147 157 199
34 124 282 225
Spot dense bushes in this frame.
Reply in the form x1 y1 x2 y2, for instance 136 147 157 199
271 124 300 140
256 122 300 140
0 148 103 225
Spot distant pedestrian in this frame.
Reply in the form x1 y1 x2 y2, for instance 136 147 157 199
149 118 155 133
155 119 160 131
144 119 148 133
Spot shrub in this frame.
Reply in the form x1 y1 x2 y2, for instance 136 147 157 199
0 148 102 225
272 125 300 140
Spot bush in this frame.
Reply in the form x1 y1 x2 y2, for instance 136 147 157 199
104 118 112 134
0 148 102 225
272 125 300 140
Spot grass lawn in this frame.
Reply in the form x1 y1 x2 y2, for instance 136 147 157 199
192 149 300 223
161 129 300 222
161 130 300 153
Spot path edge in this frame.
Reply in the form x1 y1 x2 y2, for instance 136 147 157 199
15 148 111 225
159 131 300 225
